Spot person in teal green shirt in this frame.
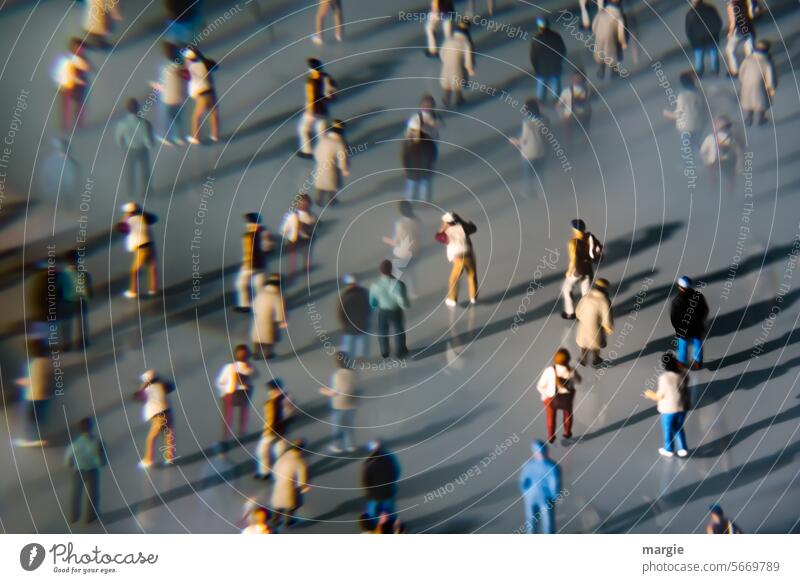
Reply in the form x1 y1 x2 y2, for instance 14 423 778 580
369 260 410 358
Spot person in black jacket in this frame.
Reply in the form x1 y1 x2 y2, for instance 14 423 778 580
670 276 709 369
361 440 400 518
337 274 371 360
530 17 567 104
685 0 723 77
401 129 437 202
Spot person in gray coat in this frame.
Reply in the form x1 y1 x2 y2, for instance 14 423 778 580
738 40 776 126
313 119 349 206
439 20 475 107
592 0 628 79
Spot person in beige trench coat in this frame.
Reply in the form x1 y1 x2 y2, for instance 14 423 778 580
738 40 777 126
575 278 613 367
439 21 475 107
251 274 287 360
84 0 122 46
270 440 309 528
591 0 627 79
313 120 349 206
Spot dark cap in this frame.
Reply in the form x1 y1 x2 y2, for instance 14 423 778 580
571 219 586 232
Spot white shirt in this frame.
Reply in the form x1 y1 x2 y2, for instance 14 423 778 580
393 217 419 260
655 371 686 414
280 209 317 243
142 381 169 421
406 110 439 139
444 223 469 262
187 59 212 98
124 214 152 252
536 364 574 401
241 524 271 534
160 62 187 105
216 361 255 396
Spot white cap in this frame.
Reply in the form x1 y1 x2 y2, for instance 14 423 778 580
121 202 139 213
140 369 157 383
442 212 454 223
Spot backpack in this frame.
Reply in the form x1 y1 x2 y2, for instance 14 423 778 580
587 232 603 262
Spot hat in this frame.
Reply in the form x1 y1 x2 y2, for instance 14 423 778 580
709 504 724 517
307 57 322 70
140 369 157 383
442 212 455 224
677 275 693 290
342 273 356 285
122 202 139 213
595 278 610 290
181 47 197 60
367 439 381 451
535 16 549 29
266 378 284 390
570 218 586 232
244 212 261 224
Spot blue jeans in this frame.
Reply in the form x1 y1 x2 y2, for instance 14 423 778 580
162 102 185 143
676 336 703 367
330 408 355 450
405 177 432 202
341 333 368 358
524 497 555 534
535 75 561 103
366 498 395 518
693 47 719 76
660 412 687 453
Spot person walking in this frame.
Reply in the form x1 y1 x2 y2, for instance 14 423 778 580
83 0 122 48
60 250 92 351
662 71 704 152
706 504 742 534
509 99 550 197
561 219 602 320
670 276 709 370
312 0 344 45
14 339 55 447
362 440 401 518
313 119 349 206
529 17 567 104
297 58 337 159
235 213 272 313
114 98 155 199
439 19 475 107
64 417 106 523
579 0 604 30
320 353 358 453
738 40 776 126
383 200 421 299
242 506 273 534
369 260 410 359
215 345 256 444
643 353 690 458
557 74 592 151
117 202 158 298
55 38 91 133
405 94 441 141
150 42 189 146
537 348 581 443
183 46 220 144
255 379 294 480
592 0 627 80
270 439 309 528
401 124 437 203
337 274 371 360
436 212 478 307
725 0 755 77
134 370 176 469
424 0 455 58
251 273 287 361
685 0 723 77
518 440 561 534
280 194 317 282
575 278 613 367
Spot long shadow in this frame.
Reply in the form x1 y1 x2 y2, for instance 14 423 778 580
577 404 658 443
705 328 800 371
411 481 517 533
697 355 800 407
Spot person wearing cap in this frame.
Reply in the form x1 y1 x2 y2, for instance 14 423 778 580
252 274 287 361
117 203 158 298
685 0 723 78
592 0 628 80
320 353 358 453
383 200 421 299
439 19 475 107
557 73 592 151
529 17 567 104
361 440 401 518
133 370 176 468
561 219 598 319
271 439 310 528
643 352 690 458
298 58 338 159
537 348 581 443
518 440 561 534
114 98 155 199
312 0 344 45
280 194 317 282
436 212 478 307
241 506 273 534
738 40 776 126
60 249 93 351
255 379 295 479
706 505 742 534
63 417 106 524
425 0 455 58
337 274 371 360
183 46 220 145
724 0 755 77
670 276 709 369
509 99 550 197
215 344 257 443
313 119 350 206
369 260 410 359
575 278 614 367
235 213 272 313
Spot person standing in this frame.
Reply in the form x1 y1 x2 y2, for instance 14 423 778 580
14 339 55 447
312 0 344 45
725 0 755 77
383 201 421 299
117 202 158 299
537 348 581 443
685 0 723 77
529 17 567 104
592 0 627 80
439 19 475 107
83 0 122 48
183 46 220 145
561 219 601 320
251 273 287 361
55 38 91 133
64 417 106 524
215 345 256 444
313 119 349 206
115 99 155 199
579 0 604 30
60 250 92 351
241 506 273 534
509 99 550 197
557 74 592 151
670 276 709 370
401 124 437 203
699 116 741 187
518 440 561 534
280 194 317 282
271 439 309 528
424 0 455 58
235 213 272 313
643 353 690 458
405 94 441 142
337 274 371 360
134 370 176 468
255 379 294 480
362 440 401 518
369 260 410 359
575 278 613 367
297 58 337 159
320 354 358 453
150 42 189 146
738 40 776 126
706 504 742 534
436 212 478 307
662 71 704 152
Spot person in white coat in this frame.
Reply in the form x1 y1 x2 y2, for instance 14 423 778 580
592 0 627 79
134 370 176 469
662 71 705 152
313 120 350 206
738 40 776 126
436 212 478 307
439 20 475 107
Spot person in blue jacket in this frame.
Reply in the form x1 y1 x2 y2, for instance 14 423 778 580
519 440 561 533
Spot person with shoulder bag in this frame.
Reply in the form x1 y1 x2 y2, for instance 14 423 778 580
537 348 581 443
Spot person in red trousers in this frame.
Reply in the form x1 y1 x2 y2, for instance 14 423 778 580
536 348 582 443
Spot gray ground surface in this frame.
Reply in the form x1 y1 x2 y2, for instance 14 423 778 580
0 0 799 533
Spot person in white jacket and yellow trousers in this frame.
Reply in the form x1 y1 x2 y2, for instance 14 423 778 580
117 202 158 298
436 212 478 307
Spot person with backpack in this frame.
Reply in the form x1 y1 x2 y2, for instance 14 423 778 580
529 17 567 104
216 344 257 445
405 94 441 141
183 46 219 144
280 194 317 283
519 440 561 533
561 219 602 320
669 276 709 370
575 278 613 367
134 369 176 469
255 379 295 480
235 213 272 313
298 58 338 159
60 250 92 351
64 417 106 523
436 212 478 307
706 504 742 534
401 122 437 203
643 352 690 458
114 98 155 198
685 0 723 77
537 348 581 443
55 38 91 133
117 202 158 298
